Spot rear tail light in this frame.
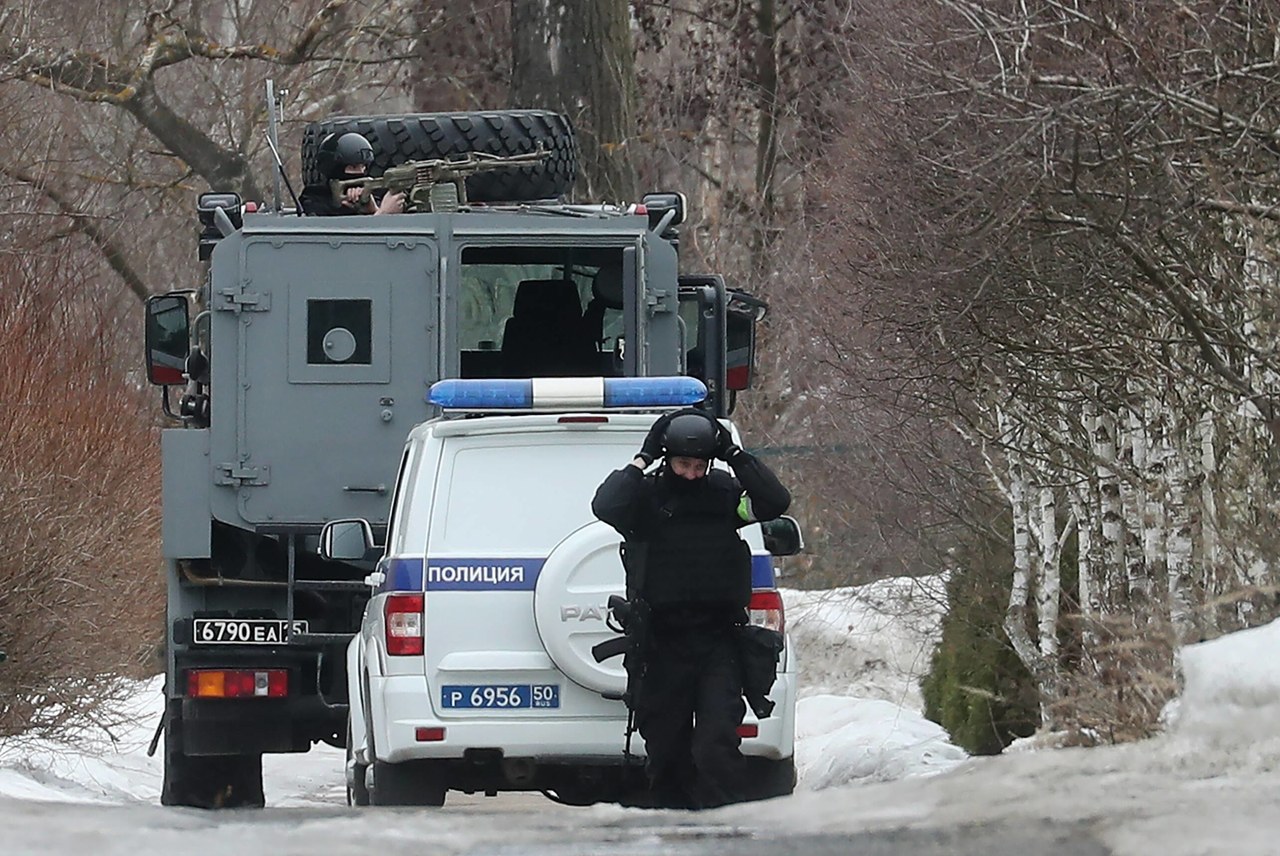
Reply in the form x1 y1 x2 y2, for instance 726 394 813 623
187 669 287 698
385 593 424 656
736 723 759 739
415 727 446 742
748 589 785 634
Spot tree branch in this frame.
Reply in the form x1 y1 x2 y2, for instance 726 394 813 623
0 165 150 303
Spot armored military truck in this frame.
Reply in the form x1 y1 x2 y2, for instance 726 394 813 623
143 108 766 808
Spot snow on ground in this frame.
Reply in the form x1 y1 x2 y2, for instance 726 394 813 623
10 571 1279 818
5 577 1280 854
0 574 959 804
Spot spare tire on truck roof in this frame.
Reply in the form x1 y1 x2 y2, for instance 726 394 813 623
301 109 578 203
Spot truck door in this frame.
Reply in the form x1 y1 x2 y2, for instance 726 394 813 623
210 236 438 528
678 276 765 417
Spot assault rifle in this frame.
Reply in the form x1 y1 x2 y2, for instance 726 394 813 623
591 543 650 763
330 145 549 213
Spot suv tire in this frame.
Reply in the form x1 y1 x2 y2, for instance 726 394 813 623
301 110 578 202
366 719 446 808
345 718 370 807
744 756 797 801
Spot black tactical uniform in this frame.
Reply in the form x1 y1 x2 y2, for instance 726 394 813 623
591 410 791 808
299 132 376 216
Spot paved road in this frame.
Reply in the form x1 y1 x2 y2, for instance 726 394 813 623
2 795 1111 856
8 734 1280 856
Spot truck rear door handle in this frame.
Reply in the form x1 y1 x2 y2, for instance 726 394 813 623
343 484 387 494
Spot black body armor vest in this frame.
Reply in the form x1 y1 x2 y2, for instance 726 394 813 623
638 474 752 610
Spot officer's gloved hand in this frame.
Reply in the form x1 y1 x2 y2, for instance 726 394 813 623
715 423 743 463
638 413 674 467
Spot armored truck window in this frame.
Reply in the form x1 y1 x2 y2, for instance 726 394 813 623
307 299 372 365
457 246 624 379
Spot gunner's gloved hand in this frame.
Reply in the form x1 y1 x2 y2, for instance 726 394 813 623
638 413 674 466
715 423 742 462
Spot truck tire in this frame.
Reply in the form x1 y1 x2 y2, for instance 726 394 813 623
301 110 578 202
160 701 266 809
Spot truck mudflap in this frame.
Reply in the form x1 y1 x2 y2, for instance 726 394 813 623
178 695 346 755
173 645 350 754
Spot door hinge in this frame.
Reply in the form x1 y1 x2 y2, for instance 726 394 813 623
214 288 271 312
215 462 270 486
646 288 676 313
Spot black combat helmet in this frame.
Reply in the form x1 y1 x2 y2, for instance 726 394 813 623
316 132 375 180
662 411 719 460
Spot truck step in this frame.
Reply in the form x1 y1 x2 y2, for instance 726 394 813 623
290 632 357 645
292 579 369 592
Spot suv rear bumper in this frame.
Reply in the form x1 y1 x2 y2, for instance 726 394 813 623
369 671 797 764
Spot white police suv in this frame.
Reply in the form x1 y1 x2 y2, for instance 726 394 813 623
321 377 800 807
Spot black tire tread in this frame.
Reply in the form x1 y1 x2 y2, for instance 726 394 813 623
301 110 577 202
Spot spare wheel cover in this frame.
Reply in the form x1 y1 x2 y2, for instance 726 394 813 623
533 521 628 696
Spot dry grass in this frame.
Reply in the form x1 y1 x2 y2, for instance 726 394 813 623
1049 614 1181 746
0 252 164 739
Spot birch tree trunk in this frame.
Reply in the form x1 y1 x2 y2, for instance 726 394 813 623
1075 401 1103 625
1197 410 1221 635
997 410 1057 726
1121 402 1150 611
1166 435 1196 643
1095 410 1124 614
1142 398 1169 613
1004 447 1050 723
1036 473 1061 661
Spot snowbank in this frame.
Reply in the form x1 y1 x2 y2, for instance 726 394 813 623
784 575 966 789
1167 618 1280 770
783 575 947 710
795 695 967 788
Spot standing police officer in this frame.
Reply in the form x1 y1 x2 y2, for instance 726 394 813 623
299 132 405 216
591 409 791 808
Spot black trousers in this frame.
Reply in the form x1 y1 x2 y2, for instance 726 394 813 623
635 622 747 809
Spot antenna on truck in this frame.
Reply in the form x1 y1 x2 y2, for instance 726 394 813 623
265 79 302 214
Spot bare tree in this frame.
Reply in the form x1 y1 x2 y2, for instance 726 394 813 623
510 0 637 202
0 0 420 299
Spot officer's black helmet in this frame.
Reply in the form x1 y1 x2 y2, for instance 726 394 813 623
316 132 375 180
663 411 718 459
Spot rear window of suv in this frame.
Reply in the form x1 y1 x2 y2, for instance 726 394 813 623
434 437 634 554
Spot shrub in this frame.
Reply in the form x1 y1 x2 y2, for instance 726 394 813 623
921 513 1039 754
0 252 164 739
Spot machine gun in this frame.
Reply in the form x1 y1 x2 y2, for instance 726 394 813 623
330 146 550 213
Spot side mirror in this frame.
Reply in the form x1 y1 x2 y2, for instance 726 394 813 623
319 519 377 561
198 191 243 261
761 515 804 557
725 291 767 392
641 191 686 230
145 294 191 386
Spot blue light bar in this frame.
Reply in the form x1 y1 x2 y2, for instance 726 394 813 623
603 376 707 407
427 376 707 411
428 379 533 409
